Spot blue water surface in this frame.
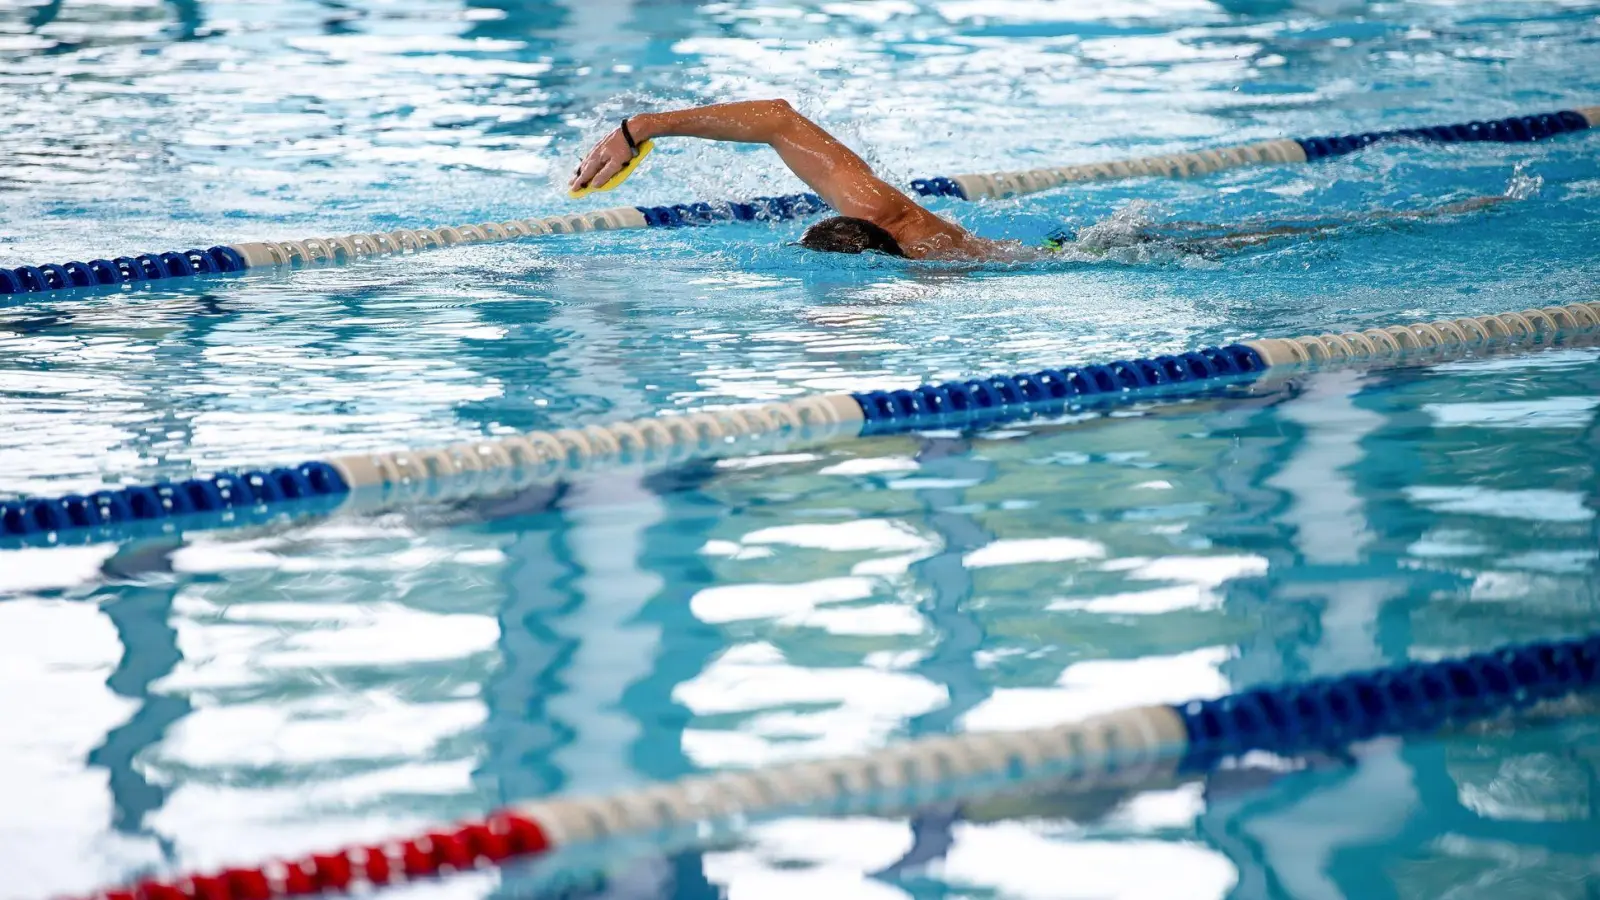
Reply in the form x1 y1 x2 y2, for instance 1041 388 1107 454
2 0 1600 896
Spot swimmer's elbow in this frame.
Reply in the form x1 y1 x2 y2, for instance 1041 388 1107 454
753 99 800 138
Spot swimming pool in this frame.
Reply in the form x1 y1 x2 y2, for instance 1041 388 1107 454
4 0 1600 896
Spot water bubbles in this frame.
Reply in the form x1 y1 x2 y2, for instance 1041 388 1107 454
1072 201 1159 252
1506 164 1543 201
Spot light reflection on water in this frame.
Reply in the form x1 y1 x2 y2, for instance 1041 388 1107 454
3 0 1600 897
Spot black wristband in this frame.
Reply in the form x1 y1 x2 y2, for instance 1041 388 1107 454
620 118 639 155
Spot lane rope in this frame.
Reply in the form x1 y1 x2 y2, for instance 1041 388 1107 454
5 300 1599 549
935 106 1597 200
3 106 1594 298
73 631 1600 900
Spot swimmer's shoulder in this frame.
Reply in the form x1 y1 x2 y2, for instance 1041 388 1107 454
891 207 1047 261
902 222 1030 261
907 237 1052 262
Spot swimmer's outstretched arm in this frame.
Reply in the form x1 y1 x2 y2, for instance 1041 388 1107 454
569 100 920 226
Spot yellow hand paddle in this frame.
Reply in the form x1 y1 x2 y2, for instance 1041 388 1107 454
568 140 655 199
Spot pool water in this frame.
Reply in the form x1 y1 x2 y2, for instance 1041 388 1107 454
4 0 1600 896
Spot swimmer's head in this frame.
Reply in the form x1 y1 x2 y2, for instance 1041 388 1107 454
799 216 905 257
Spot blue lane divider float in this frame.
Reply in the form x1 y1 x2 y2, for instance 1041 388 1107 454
636 192 828 228
4 106 1594 298
1294 108 1593 161
1177 632 1600 770
850 344 1264 434
0 464 349 542
8 299 1598 550
0 246 247 295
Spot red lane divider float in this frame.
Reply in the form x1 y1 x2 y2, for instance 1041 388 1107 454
81 812 549 900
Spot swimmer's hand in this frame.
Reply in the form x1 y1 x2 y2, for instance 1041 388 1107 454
571 119 639 193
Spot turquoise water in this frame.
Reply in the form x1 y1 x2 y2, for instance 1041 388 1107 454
4 0 1600 896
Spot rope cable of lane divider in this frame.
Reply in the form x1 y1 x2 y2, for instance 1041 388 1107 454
0 197 828 299
0 394 867 546
4 106 1595 298
944 106 1599 199
71 631 1600 900
5 300 1600 549
224 206 653 269
0 208 651 300
1244 301 1600 366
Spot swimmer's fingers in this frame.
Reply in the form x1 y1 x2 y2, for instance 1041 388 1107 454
571 145 607 190
588 154 628 190
571 128 630 190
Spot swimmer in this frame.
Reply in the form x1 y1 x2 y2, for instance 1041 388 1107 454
570 100 1512 260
